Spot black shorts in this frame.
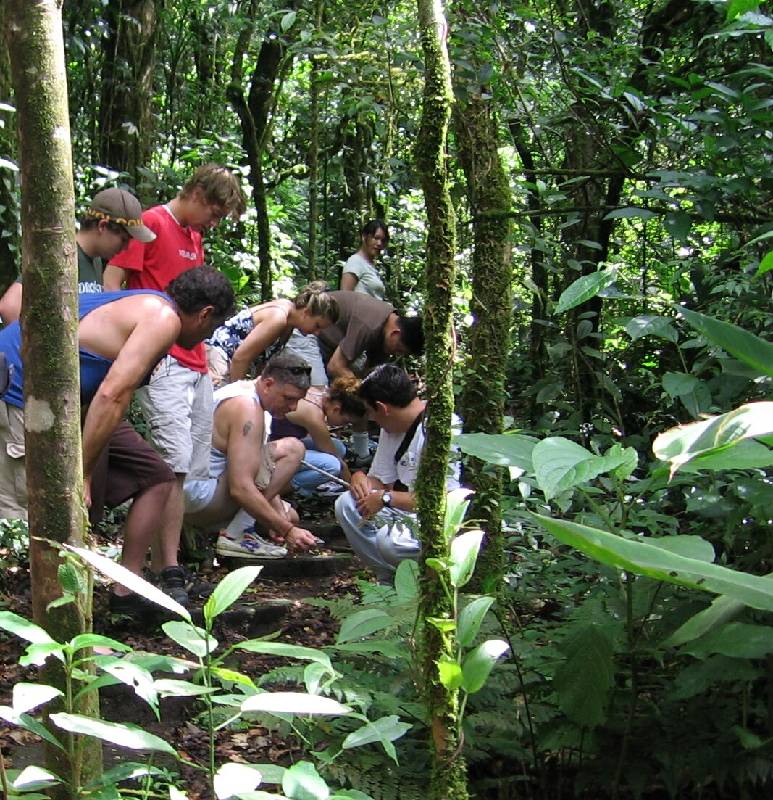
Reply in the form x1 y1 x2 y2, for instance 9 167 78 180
89 420 174 526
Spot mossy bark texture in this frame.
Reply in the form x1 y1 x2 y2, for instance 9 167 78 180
0 2 19 291
454 94 513 588
415 1 467 798
6 0 99 791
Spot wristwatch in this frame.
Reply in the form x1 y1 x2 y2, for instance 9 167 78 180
381 491 393 508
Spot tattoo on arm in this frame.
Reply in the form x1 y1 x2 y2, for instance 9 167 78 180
242 421 254 437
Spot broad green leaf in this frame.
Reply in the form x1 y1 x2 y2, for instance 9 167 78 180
211 667 256 689
603 207 657 221
666 594 749 647
241 692 351 716
672 439 773 473
684 622 773 659
532 513 773 612
215 763 262 799
624 315 679 343
68 634 131 654
553 624 615 727
235 641 332 671
342 714 411 762
304 662 330 694
0 611 58 645
461 639 509 693
394 559 419 601
0 706 65 750
204 566 262 625
50 713 177 755
282 761 328 800
443 488 472 544
532 439 637 499
65 545 189 620
427 617 456 634
153 680 217 698
449 530 484 588
458 596 496 647
331 640 408 659
336 609 393 643
727 0 760 20
100 661 158 712
664 210 691 242
12 766 60 790
756 250 773 277
12 683 62 715
653 402 773 474
280 10 297 32
677 307 773 377
437 658 464 690
647 535 715 563
83 763 164 790
662 372 699 398
247 764 286 785
555 267 617 315
454 432 537 471
58 562 85 594
19 642 64 667
162 621 217 658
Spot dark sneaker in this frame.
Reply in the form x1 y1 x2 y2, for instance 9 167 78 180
157 566 190 607
178 565 214 600
108 590 159 619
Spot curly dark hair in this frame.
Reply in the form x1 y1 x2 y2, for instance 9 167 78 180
358 364 417 409
166 266 235 319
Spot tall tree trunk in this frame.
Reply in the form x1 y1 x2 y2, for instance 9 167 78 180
454 94 513 589
6 0 99 792
415 1 465 798
306 0 324 282
0 1 19 291
98 0 157 183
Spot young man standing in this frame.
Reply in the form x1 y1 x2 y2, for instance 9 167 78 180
334 364 460 582
104 164 246 558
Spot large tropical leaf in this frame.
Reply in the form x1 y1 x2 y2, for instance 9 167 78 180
555 266 617 315
454 432 537 471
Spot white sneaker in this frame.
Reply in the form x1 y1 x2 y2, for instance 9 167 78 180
315 480 345 497
216 532 288 559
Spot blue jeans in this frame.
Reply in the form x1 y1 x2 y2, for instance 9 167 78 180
291 436 347 496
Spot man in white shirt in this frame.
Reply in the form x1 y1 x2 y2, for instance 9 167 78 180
335 364 460 581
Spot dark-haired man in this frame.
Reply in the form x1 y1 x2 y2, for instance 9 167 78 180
184 350 318 559
0 266 234 609
334 364 460 581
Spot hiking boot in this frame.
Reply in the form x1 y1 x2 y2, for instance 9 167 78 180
157 566 190 607
216 531 287 559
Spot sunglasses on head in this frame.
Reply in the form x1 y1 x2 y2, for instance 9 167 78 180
287 365 312 376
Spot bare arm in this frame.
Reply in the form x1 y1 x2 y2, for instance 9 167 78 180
340 272 359 291
229 311 287 382
103 265 128 290
0 282 23 325
326 346 357 381
81 304 180 493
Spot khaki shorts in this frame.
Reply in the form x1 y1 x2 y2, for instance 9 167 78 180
135 355 214 479
206 345 229 389
0 400 28 521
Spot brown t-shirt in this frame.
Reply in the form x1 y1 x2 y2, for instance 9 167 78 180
316 291 394 365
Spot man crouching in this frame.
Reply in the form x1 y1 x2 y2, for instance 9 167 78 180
183 350 318 557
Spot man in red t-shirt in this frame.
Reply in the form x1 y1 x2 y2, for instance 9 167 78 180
104 164 245 557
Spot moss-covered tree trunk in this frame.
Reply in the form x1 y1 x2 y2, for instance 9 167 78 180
454 94 513 589
6 0 99 791
414 1 466 797
306 0 324 282
0 2 19 292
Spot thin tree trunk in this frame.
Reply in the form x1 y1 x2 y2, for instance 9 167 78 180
454 94 512 588
415 0 466 797
0 2 19 291
6 0 99 793
306 0 324 282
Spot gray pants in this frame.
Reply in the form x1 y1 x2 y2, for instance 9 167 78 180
334 492 420 581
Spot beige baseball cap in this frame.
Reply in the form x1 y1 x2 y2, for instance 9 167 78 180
88 188 156 243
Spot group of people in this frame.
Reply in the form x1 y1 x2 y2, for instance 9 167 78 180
0 167 460 616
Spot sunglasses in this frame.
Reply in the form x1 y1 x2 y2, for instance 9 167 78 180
287 365 312 376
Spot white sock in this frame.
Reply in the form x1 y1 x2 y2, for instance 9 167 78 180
224 508 255 539
352 431 370 458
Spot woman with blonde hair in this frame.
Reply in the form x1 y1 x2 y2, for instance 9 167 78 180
206 282 338 386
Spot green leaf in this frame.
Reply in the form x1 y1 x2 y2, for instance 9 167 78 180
666 594 748 647
154 679 217 698
83 763 164 790
215 762 262 799
332 640 408 659
443 488 472 544
393 559 419 601
553 624 615 727
662 372 699 398
235 641 332 671
449 530 484 588
727 0 760 21
204 566 262 626
342 714 411 761
247 764 286 785
532 513 773 612
241 692 351 716
461 639 509 693
685 622 773 659
555 267 617 315
50 713 177 755
653 402 773 474
602 207 657 221
458 596 496 647
336 610 393 643
58 562 85 595
0 611 58 645
647 535 715 563
663 210 691 242
454 432 537 471
12 683 62 715
756 250 773 277
68 634 132 654
437 659 464 690
280 10 297 32
624 315 679 343
678 307 773 377
283 761 329 800
12 766 61 791
162 621 218 658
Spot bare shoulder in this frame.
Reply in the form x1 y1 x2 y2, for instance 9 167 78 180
219 392 263 436
252 300 290 326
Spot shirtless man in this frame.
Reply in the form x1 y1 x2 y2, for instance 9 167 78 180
183 350 318 559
